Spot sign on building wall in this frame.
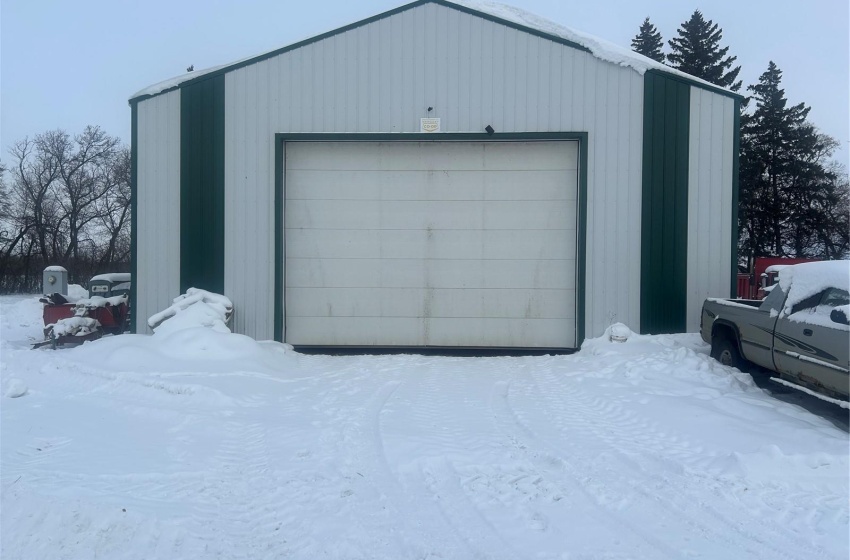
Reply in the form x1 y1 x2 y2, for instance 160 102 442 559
420 118 441 133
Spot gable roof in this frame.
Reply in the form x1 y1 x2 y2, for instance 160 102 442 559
130 0 743 104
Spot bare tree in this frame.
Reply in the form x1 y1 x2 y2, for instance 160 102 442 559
0 127 131 293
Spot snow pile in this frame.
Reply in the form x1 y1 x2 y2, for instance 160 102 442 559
55 289 292 374
779 260 850 315
68 328 294 375
89 272 131 283
583 325 757 392
43 283 90 304
147 288 233 336
75 294 128 308
50 316 101 337
4 379 28 398
606 322 632 342
765 264 791 274
66 284 89 301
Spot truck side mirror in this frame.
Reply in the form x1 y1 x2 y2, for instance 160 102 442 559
830 308 849 326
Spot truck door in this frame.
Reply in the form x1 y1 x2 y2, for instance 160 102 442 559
774 288 850 398
739 285 784 368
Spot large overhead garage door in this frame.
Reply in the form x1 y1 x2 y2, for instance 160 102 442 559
284 141 578 348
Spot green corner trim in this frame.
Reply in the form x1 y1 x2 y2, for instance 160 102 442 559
130 102 139 333
180 75 225 294
575 132 588 347
731 98 741 296
273 132 589 349
640 72 691 334
274 139 285 342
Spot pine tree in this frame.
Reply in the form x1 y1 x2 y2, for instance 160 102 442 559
667 10 741 91
739 61 848 260
631 17 665 63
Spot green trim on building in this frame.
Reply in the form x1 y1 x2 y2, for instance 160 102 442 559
129 103 139 333
640 72 691 334
273 132 589 349
180 75 225 294
574 132 588 347
731 98 741 297
274 139 285 342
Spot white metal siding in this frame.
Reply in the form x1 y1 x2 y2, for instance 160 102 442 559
135 91 181 333
224 2 645 341
686 88 735 332
284 141 578 347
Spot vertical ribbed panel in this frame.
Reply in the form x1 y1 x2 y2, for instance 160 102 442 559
180 76 225 295
224 2 645 340
135 91 181 333
686 88 734 332
640 72 690 335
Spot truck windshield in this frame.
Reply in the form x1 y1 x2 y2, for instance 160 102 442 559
759 284 785 313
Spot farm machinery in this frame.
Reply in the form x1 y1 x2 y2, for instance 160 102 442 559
33 273 131 349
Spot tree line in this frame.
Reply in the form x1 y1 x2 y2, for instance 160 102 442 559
0 126 131 293
632 12 849 266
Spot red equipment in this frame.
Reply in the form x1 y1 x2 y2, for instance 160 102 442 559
736 257 819 299
35 294 130 348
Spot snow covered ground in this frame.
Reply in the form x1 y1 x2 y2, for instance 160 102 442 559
1 294 848 559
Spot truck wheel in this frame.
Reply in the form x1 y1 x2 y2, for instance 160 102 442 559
712 336 744 370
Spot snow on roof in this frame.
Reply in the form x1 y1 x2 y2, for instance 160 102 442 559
449 0 733 91
778 260 850 315
131 0 739 101
131 61 234 100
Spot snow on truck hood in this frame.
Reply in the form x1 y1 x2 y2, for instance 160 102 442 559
779 260 850 315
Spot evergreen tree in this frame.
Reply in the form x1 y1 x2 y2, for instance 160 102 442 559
668 10 741 91
631 17 665 63
739 61 848 260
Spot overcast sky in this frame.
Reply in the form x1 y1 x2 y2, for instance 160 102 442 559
2 0 848 166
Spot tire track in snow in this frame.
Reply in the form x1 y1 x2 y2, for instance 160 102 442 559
488 378 685 559
185 418 293 559
379 362 523 560
520 361 835 560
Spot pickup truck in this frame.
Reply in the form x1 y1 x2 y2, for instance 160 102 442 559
701 261 849 400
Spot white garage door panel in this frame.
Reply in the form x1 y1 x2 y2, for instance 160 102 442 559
290 317 574 348
285 141 578 348
286 169 577 201
286 258 576 290
285 229 577 260
286 200 576 231
287 287 576 320
287 141 578 172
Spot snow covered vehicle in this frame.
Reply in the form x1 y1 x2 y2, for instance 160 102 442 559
88 272 131 298
35 293 131 349
700 261 849 400
34 272 132 348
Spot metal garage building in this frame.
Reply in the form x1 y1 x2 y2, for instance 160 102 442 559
130 0 742 350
